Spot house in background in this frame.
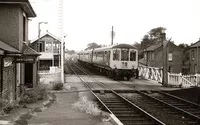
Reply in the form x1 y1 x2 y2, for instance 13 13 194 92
31 32 61 70
141 42 183 73
0 0 38 102
188 39 200 74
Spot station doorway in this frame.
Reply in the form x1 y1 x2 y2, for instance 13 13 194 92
25 63 33 88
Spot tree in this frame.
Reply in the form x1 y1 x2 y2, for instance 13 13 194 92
133 42 141 50
140 27 166 50
178 43 190 64
65 49 76 55
85 42 101 50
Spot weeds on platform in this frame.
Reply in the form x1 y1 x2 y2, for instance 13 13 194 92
0 99 18 114
51 82 63 90
72 96 101 116
19 84 49 104
0 90 20 114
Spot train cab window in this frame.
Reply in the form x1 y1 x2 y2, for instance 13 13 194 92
121 48 129 61
130 50 136 61
113 49 120 61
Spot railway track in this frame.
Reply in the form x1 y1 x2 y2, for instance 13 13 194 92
145 91 200 119
67 57 200 125
118 90 200 125
67 57 165 125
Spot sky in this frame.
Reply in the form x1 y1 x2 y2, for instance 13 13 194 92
29 0 200 51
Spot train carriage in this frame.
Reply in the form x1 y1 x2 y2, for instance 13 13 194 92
78 43 138 80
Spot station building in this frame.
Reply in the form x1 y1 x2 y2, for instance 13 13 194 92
30 32 61 71
0 0 38 102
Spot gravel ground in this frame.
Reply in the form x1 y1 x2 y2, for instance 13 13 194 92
166 87 200 104
121 93 194 125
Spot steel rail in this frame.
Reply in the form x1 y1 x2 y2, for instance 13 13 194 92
137 91 200 123
67 57 116 116
69 58 166 125
159 91 200 108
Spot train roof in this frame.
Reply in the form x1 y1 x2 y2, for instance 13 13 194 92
94 43 137 52
79 43 137 54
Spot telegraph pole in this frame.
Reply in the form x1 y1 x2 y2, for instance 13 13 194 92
162 30 168 86
111 26 114 45
58 0 64 83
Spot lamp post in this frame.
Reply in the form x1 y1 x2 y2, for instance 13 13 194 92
37 21 48 71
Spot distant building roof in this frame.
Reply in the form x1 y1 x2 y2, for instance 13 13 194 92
145 43 162 51
31 32 61 44
0 40 20 54
191 40 200 48
0 0 36 17
139 58 146 66
21 43 40 56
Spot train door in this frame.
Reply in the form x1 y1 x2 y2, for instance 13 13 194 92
104 51 110 66
91 50 94 63
108 51 110 66
110 49 121 69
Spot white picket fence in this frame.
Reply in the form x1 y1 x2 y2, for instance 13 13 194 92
138 66 163 83
138 65 200 88
168 73 200 88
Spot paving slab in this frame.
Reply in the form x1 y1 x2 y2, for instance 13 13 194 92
29 78 113 125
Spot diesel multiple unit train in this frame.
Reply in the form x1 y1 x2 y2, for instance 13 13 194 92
77 43 139 80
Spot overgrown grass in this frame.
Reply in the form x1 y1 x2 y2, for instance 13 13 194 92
0 100 18 114
19 84 49 104
72 96 101 116
51 82 63 90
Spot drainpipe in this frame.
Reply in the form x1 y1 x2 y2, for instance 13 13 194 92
0 57 3 96
197 46 199 73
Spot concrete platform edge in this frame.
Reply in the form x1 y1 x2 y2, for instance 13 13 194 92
110 114 123 125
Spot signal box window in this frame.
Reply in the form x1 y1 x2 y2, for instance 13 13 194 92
191 50 194 60
130 50 136 61
113 50 120 60
121 48 129 61
168 53 173 61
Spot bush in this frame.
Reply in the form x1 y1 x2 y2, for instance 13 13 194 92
0 99 18 114
19 85 49 104
52 83 63 90
3 103 15 114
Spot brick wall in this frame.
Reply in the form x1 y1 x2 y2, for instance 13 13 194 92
0 5 20 49
2 57 16 102
189 48 200 74
144 42 183 73
0 57 2 92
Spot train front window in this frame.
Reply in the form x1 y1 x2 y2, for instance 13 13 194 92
121 48 129 61
113 49 120 60
130 50 136 61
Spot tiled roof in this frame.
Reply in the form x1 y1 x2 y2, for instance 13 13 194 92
139 58 146 66
0 40 20 54
191 40 200 48
21 43 40 56
0 0 36 17
145 43 162 51
31 32 61 43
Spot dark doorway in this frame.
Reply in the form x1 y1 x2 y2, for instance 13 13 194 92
25 63 33 88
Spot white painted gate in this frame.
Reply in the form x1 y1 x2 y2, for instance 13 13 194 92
138 65 200 88
138 66 163 83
